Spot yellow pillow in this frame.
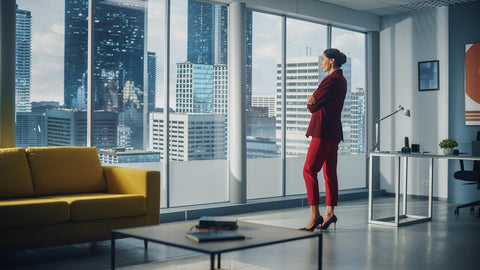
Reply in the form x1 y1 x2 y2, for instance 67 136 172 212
0 148 34 199
27 147 106 196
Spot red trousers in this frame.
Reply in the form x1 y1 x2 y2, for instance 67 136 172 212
303 137 339 206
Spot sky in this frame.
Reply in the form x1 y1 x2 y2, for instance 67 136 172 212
17 0 365 107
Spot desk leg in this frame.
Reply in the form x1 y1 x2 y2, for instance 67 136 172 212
368 154 373 222
428 158 434 218
318 234 322 270
395 156 401 226
217 253 221 269
403 157 408 215
111 233 116 270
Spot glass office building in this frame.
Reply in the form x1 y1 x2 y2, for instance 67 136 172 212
176 63 214 114
64 0 146 149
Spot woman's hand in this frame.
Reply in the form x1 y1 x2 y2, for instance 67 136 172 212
307 95 316 105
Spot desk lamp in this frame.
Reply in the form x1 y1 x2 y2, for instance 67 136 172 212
374 105 411 152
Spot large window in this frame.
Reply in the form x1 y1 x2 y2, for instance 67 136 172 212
332 27 366 154
12 0 368 209
15 1 64 148
284 18 327 195
166 0 230 206
247 11 282 199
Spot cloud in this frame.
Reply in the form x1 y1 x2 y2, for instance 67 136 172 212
253 38 282 60
332 31 365 56
51 23 64 35
30 24 65 102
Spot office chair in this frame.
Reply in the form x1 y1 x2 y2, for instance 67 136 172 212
453 131 480 217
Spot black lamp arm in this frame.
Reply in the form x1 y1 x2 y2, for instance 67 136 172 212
376 106 404 123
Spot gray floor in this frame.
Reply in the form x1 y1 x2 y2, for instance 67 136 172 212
1 196 480 270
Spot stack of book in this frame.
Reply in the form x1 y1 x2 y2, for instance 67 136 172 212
196 216 239 230
186 230 245 243
186 216 245 243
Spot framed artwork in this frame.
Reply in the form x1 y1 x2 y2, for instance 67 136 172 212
465 43 480 125
418 60 439 91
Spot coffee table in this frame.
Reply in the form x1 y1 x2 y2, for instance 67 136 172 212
111 221 322 270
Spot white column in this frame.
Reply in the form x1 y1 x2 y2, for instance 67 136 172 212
229 2 246 204
0 0 16 147
163 0 171 207
87 0 95 147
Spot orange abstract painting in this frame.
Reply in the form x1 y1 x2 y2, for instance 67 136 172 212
465 43 480 125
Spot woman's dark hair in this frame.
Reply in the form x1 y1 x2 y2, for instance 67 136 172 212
324 48 347 68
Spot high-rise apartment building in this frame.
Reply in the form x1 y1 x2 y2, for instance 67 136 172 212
15 6 32 113
213 65 228 114
64 0 147 149
275 56 354 156
252 94 276 117
350 88 366 154
276 56 325 157
149 112 227 161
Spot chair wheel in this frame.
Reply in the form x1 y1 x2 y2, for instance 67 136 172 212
454 208 459 215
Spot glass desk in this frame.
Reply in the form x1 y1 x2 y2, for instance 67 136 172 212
368 151 480 226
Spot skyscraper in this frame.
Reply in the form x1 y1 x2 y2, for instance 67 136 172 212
147 52 157 114
187 0 252 110
64 0 147 149
176 62 214 114
350 88 366 154
276 56 322 157
187 1 227 65
15 6 32 113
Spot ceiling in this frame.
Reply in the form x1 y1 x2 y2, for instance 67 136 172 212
314 0 476 16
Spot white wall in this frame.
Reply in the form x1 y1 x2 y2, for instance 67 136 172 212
379 7 449 198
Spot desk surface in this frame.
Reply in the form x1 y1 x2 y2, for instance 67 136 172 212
370 151 480 160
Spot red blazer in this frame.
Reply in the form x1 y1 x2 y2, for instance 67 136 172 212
305 69 347 143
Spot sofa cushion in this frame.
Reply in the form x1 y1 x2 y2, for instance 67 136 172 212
26 147 106 196
0 148 34 199
0 198 70 229
43 193 146 222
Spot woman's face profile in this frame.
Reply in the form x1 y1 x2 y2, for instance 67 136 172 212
320 53 335 73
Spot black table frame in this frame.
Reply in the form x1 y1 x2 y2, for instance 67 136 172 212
111 221 322 270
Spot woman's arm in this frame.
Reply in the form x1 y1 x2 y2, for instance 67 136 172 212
307 77 335 113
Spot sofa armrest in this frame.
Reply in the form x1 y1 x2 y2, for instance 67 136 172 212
103 166 160 225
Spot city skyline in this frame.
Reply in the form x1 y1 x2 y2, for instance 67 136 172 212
17 0 365 107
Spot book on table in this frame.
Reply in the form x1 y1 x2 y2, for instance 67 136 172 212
185 230 245 243
197 216 238 230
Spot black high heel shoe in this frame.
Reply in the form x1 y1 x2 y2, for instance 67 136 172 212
319 215 337 230
299 216 324 232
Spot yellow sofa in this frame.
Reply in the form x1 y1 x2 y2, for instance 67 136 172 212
0 146 160 251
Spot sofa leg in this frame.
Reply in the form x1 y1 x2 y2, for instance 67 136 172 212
144 240 148 249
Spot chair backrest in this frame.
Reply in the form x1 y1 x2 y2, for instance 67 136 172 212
472 131 480 172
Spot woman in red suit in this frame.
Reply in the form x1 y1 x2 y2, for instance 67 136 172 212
301 48 347 231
